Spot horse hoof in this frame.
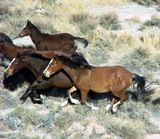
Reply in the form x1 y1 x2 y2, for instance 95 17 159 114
111 107 118 114
105 104 111 112
91 106 99 110
71 98 80 105
19 99 25 104
19 98 25 104
61 100 69 107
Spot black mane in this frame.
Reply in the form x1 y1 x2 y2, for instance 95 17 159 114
56 52 93 69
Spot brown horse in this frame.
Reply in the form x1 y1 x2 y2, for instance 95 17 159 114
43 53 147 112
5 52 89 104
0 32 12 43
0 42 34 61
19 20 88 52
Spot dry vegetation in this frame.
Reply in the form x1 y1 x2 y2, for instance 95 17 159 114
0 0 160 139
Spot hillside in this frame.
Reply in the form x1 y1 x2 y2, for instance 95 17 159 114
0 0 160 139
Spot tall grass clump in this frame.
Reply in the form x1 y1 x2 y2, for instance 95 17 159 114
131 0 157 6
140 16 160 30
70 13 97 34
99 12 121 30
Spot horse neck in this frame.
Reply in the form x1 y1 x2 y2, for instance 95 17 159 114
62 64 83 83
1 44 19 60
23 59 45 77
30 26 43 45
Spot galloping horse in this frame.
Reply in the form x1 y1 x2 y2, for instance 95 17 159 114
19 20 88 52
43 53 147 112
0 42 35 90
5 52 89 104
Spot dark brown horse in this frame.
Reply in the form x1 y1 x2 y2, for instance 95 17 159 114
19 20 88 52
0 32 12 43
5 52 89 104
43 53 147 112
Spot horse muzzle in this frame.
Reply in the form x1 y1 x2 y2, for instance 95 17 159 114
43 71 51 78
3 72 12 78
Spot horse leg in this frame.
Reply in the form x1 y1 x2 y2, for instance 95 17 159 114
29 90 43 104
81 90 98 110
19 81 40 103
19 85 33 103
105 97 118 112
29 92 43 104
111 91 128 113
67 86 80 105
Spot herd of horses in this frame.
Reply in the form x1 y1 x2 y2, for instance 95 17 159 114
0 20 147 113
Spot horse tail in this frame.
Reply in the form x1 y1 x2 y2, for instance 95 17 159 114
132 74 147 94
73 37 88 47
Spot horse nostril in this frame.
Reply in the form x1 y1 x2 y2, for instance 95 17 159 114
44 71 50 78
4 72 10 78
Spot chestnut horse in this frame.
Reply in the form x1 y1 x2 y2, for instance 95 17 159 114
0 32 12 43
19 20 88 52
43 53 147 112
5 52 89 104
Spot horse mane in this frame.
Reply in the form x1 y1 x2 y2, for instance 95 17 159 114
28 21 41 33
16 50 50 61
55 52 93 69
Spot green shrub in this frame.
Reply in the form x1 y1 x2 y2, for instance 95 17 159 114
99 13 121 30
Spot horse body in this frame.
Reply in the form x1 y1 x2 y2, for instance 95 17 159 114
43 54 146 112
83 66 133 94
19 20 88 52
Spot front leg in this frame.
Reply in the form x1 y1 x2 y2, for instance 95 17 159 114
19 86 32 103
19 81 39 103
68 86 80 105
81 90 98 110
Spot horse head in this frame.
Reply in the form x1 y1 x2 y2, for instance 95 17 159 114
19 20 33 37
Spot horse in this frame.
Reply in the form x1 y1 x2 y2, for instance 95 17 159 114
19 20 88 52
0 32 12 43
43 53 147 112
4 51 89 104
0 42 34 63
0 42 35 91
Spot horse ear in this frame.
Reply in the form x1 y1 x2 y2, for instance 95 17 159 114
27 20 32 26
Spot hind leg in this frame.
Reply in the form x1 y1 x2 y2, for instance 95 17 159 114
111 91 128 113
105 97 119 112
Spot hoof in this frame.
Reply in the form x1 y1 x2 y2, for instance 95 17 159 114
111 106 118 114
19 97 26 104
71 98 80 105
91 106 99 110
61 100 69 107
105 104 111 112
